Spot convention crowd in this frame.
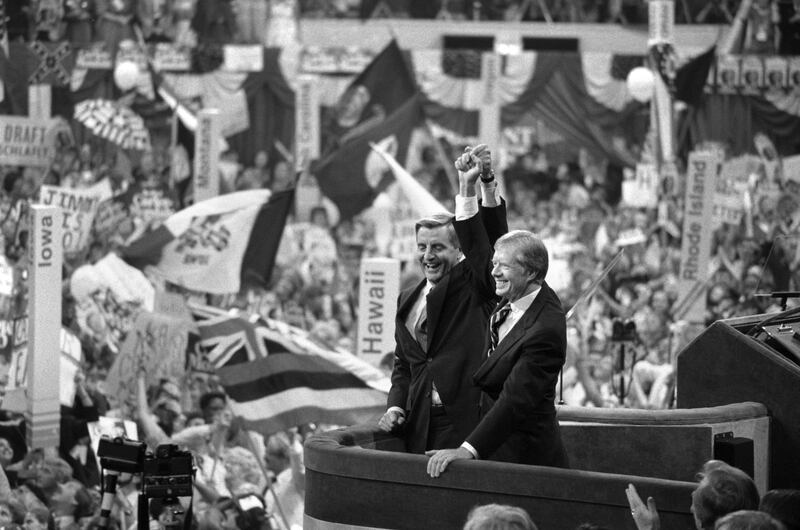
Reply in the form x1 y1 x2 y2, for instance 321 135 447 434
0 0 799 527
0 124 794 527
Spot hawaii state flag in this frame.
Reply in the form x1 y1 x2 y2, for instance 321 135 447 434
121 188 294 294
314 94 424 221
191 305 389 434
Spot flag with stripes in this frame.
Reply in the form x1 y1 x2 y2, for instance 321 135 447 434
191 305 390 434
121 188 293 294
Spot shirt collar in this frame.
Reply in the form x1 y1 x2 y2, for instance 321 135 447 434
509 285 541 314
424 281 436 295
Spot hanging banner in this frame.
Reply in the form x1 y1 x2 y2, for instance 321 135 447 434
740 56 764 95
295 75 320 172
38 184 105 254
678 151 719 323
764 57 788 90
357 258 400 366
0 116 56 167
716 56 741 94
300 46 374 74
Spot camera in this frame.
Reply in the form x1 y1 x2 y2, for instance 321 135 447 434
142 444 194 499
97 436 147 474
611 319 637 343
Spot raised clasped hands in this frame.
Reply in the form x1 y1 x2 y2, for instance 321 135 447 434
455 144 491 187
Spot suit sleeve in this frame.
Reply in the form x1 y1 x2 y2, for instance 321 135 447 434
386 340 410 411
387 293 411 411
465 327 565 459
454 213 496 300
480 199 508 247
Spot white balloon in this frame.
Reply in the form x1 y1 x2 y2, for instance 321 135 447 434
114 60 140 92
626 67 655 103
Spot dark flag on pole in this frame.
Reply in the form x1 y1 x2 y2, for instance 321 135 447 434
320 38 416 156
650 43 716 107
673 45 716 106
314 94 423 222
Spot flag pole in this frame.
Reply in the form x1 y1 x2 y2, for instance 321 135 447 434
424 120 459 194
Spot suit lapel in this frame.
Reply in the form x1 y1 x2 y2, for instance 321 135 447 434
473 286 549 381
398 281 425 325
424 272 449 350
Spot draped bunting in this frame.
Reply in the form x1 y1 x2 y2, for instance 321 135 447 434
684 93 800 156
3 41 800 167
410 49 535 110
581 52 633 112
503 52 640 167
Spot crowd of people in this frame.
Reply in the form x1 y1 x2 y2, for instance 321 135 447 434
4 0 800 56
461 460 800 529
0 111 797 526
0 2 798 527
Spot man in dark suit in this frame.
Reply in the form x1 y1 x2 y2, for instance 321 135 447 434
378 145 507 453
426 229 569 476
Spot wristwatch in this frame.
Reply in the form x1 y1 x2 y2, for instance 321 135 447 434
480 169 495 183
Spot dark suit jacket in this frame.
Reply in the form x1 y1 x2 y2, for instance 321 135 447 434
466 281 569 468
387 203 507 454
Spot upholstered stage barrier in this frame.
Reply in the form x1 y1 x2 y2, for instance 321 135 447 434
305 426 691 529
558 402 770 493
678 315 800 489
304 400 770 529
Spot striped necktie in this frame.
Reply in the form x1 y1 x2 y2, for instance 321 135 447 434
488 303 512 354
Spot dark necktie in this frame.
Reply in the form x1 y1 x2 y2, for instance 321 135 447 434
414 303 427 351
488 303 511 354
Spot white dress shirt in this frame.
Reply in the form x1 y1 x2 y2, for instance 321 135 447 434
496 286 541 347
455 180 501 220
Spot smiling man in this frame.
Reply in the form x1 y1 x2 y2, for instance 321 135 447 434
426 222 569 476
378 145 507 453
